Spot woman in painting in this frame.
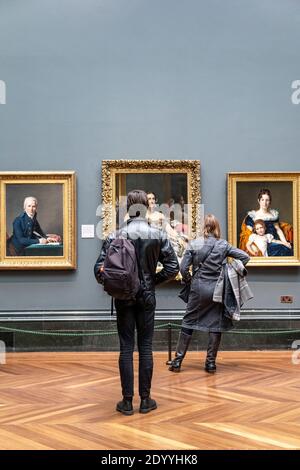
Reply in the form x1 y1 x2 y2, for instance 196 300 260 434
239 189 293 256
146 192 186 258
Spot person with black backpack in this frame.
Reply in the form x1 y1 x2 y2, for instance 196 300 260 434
94 190 179 415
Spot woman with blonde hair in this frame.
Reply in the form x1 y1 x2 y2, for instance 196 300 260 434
169 214 250 373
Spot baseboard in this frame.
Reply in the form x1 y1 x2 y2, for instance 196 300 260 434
0 309 300 321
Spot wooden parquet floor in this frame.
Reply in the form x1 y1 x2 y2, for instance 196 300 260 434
0 351 299 450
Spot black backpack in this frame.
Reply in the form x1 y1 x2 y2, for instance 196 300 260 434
101 237 141 300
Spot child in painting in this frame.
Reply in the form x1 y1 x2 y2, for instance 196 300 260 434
246 219 291 257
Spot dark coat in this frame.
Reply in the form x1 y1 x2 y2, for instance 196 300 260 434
94 217 179 296
10 212 47 255
180 236 250 332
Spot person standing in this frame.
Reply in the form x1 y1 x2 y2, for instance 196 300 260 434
95 190 179 415
169 214 250 374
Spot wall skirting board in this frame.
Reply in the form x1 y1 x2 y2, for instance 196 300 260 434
1 309 300 322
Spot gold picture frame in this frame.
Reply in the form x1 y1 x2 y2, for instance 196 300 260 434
0 171 76 270
228 172 300 266
101 160 201 241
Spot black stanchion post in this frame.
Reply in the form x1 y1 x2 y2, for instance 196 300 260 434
166 322 173 365
110 297 114 316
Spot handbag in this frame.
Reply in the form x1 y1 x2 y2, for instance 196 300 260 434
178 240 216 303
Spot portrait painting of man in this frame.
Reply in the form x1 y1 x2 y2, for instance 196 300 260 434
6 184 63 257
0 171 76 270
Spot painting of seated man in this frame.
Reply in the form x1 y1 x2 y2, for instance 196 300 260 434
6 184 63 257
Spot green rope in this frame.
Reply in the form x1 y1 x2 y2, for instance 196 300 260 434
0 323 300 336
0 326 118 337
0 323 173 337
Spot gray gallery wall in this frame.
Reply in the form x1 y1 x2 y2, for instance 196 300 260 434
0 0 299 313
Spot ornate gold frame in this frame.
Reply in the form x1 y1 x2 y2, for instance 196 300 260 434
101 159 201 238
0 171 76 270
228 172 300 266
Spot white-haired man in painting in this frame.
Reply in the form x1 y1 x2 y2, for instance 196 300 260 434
7 196 61 256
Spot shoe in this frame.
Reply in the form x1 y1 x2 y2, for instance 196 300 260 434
168 357 182 372
168 331 192 373
204 332 221 374
204 361 217 373
139 397 157 414
116 398 134 415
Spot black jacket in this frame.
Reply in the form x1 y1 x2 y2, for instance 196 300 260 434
10 212 46 254
94 217 179 293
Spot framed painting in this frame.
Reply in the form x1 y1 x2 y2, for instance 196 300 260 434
227 172 300 266
0 171 76 270
101 160 201 263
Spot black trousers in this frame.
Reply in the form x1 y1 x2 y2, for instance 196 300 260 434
115 293 155 399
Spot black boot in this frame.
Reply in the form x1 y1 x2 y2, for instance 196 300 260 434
116 397 134 415
139 397 157 414
169 331 192 372
205 332 221 373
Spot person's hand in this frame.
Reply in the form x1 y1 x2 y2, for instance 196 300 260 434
248 249 257 257
39 238 47 245
284 241 292 249
247 244 259 256
47 234 61 242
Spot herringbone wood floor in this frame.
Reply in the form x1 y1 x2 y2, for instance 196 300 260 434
0 351 299 450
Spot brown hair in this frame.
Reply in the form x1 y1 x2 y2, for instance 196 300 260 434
253 219 266 233
203 214 221 239
257 188 272 203
127 189 148 217
147 192 157 201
